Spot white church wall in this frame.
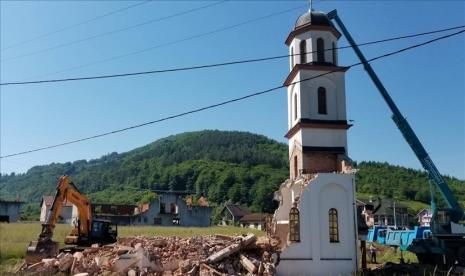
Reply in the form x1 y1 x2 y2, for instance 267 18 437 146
319 183 353 259
288 135 303 156
288 83 302 128
293 31 337 65
277 173 357 276
287 64 347 127
274 181 306 223
307 30 338 64
300 128 347 149
290 33 316 66
300 76 337 120
299 71 346 121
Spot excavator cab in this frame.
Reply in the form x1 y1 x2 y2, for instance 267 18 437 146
430 208 465 236
89 219 117 244
64 219 118 245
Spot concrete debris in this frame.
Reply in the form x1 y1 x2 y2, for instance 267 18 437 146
58 253 74 271
73 251 84 262
206 234 257 264
20 234 278 276
239 254 256 274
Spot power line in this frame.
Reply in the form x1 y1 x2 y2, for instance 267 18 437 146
13 4 307 83
0 1 152 51
0 1 228 62
2 24 464 86
1 29 463 159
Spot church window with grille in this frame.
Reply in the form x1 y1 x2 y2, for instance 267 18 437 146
317 38 325 62
294 93 298 119
318 87 327 114
332 42 337 65
293 156 298 178
329 208 339 243
289 207 300 242
300 40 307 64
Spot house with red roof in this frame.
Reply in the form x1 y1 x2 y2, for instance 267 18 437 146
40 195 78 224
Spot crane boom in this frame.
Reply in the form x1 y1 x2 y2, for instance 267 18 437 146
327 10 463 222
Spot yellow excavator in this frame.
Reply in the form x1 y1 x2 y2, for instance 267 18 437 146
26 175 117 263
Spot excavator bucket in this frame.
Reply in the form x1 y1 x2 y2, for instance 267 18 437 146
25 239 59 264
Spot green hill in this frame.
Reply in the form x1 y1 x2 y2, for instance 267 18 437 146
355 161 465 212
1 130 464 220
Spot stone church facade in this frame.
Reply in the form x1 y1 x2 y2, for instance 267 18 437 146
272 10 358 275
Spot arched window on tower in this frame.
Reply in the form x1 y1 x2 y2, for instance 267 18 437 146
290 47 294 68
332 42 337 65
293 93 298 120
317 38 325 63
318 87 327 114
300 40 307 64
293 155 298 178
289 206 300 242
329 208 339 243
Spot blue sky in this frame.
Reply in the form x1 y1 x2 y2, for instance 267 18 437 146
1 1 464 179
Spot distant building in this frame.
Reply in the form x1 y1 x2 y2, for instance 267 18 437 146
239 213 270 230
417 208 432 227
358 197 410 228
132 193 212 227
0 200 23 222
41 192 212 227
219 204 251 226
92 204 137 226
40 196 78 224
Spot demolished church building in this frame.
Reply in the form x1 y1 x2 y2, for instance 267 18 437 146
270 9 358 275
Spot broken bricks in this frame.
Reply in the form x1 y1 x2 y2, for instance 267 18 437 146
20 233 278 276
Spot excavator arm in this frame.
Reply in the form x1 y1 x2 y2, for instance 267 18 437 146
63 181 92 239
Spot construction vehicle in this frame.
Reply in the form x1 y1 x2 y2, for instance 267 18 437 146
26 175 118 263
328 10 465 266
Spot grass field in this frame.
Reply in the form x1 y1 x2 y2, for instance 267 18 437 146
0 222 264 273
0 223 419 273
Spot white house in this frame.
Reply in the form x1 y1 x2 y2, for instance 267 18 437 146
272 10 358 275
239 213 270 231
40 195 78 225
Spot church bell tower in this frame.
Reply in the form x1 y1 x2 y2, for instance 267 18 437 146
285 11 352 178
273 10 358 275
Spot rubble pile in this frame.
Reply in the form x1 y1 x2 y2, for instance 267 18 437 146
20 234 280 275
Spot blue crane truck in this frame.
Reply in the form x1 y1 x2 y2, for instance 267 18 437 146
328 10 465 266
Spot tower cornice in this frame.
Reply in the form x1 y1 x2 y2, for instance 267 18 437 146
285 118 352 139
285 25 341 46
284 64 349 86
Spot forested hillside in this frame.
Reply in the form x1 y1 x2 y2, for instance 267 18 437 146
1 130 464 220
0 130 289 217
356 161 465 208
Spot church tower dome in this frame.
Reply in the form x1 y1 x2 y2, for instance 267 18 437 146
294 10 333 29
